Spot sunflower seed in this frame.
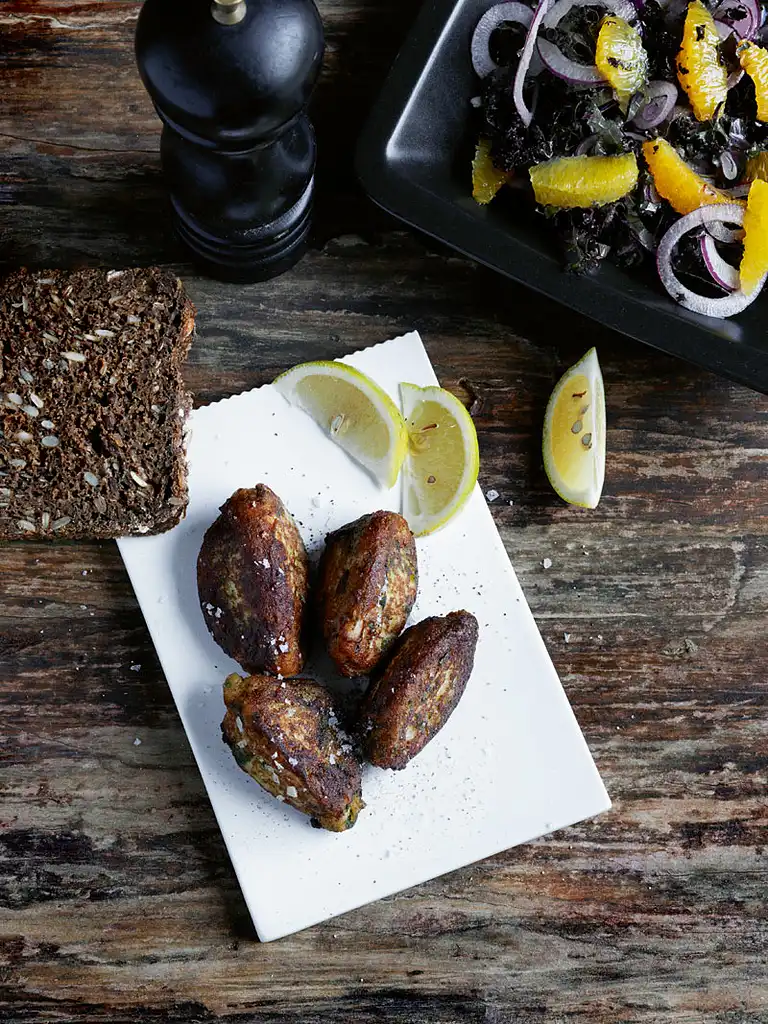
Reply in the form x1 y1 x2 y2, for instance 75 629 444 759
42 358 54 370
84 334 97 342
22 296 29 314
106 270 125 281
0 487 11 498
83 471 100 487
6 393 22 405
41 435 59 448
15 431 33 442
51 293 62 305
61 351 86 363
94 495 107 514
168 496 186 506
16 520 36 532
22 405 39 418
41 511 50 530
130 471 149 488
37 278 55 285
52 516 72 531
41 420 54 429
42 332 58 343
126 315 141 324
9 458 26 469
19 369 34 384
95 329 115 338
29 393 44 409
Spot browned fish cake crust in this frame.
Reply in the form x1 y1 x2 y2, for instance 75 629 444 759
359 610 479 769
197 485 308 677
317 510 417 677
221 672 364 831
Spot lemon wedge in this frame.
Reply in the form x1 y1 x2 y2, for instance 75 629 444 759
542 348 605 509
400 383 480 537
273 361 408 488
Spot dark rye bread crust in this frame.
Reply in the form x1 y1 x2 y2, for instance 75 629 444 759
0 268 194 540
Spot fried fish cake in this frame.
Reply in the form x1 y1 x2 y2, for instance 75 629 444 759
197 485 308 677
317 511 417 677
221 672 364 831
359 610 479 769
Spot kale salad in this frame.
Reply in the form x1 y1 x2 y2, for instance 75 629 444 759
470 0 768 317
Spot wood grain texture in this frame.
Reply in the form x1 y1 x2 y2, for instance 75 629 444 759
1 2 768 1022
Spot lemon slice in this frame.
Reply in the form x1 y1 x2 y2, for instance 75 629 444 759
542 348 605 509
400 383 480 537
273 361 408 488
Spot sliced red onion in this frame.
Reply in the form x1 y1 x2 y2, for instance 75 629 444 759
724 182 751 198
706 221 744 242
471 3 535 78
713 0 759 39
715 17 738 40
719 151 739 180
536 38 606 84
630 81 678 129
700 234 740 291
543 0 637 30
656 205 764 317
513 0 551 126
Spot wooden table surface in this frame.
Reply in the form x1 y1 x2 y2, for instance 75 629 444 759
2 2 767 1022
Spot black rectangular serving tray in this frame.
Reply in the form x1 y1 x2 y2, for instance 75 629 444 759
356 0 768 394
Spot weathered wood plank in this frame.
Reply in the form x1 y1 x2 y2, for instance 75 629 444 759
1 0 768 1021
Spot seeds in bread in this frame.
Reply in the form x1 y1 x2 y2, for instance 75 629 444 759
0 267 194 539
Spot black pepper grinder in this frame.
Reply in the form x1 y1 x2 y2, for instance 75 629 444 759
135 0 324 282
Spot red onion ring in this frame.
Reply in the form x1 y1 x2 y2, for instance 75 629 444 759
543 0 637 30
713 0 759 39
657 205 764 318
471 3 535 78
536 38 606 84
706 221 744 243
724 183 752 198
630 81 678 129
513 0 552 126
700 234 740 291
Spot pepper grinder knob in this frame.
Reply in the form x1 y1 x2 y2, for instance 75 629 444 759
212 0 247 24
135 0 324 282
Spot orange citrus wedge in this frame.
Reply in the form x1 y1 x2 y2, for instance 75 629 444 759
642 138 740 215
677 0 728 121
595 16 649 112
740 179 768 295
737 41 768 122
472 137 509 205
529 153 638 208
745 150 768 183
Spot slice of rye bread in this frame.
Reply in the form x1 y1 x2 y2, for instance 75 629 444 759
0 267 195 540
